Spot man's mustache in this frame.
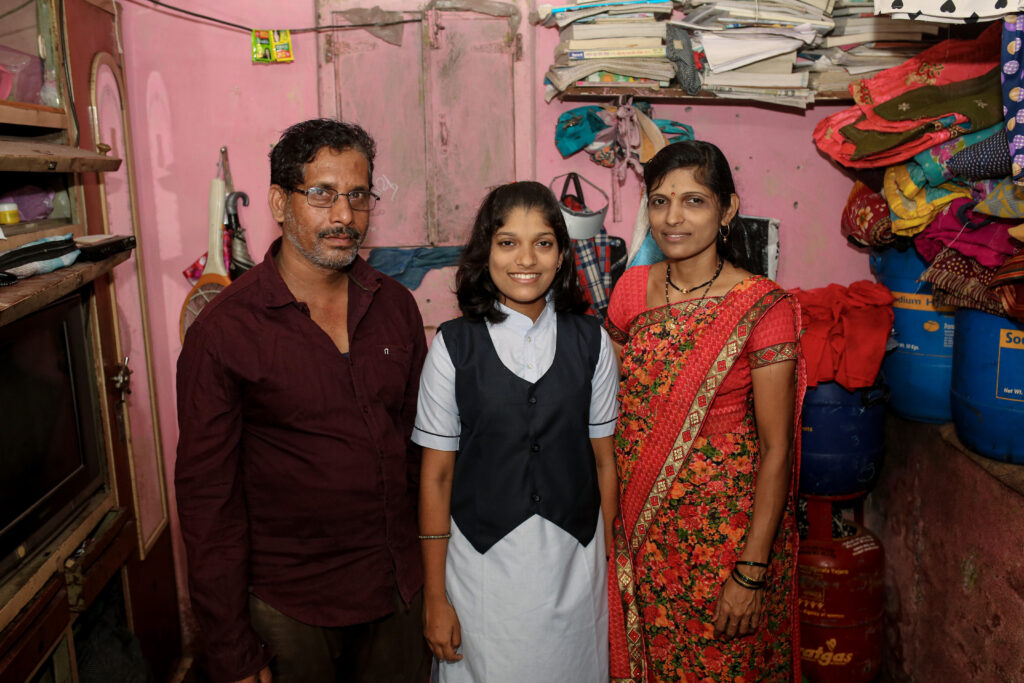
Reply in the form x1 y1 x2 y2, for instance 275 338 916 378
317 227 362 241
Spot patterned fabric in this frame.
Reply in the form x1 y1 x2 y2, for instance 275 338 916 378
948 125 1013 179
1002 15 1024 185
989 250 1024 321
914 198 1019 269
974 176 1024 218
606 270 804 683
573 231 628 322
844 68 1002 161
920 247 1005 314
883 163 972 236
841 181 895 248
813 24 1002 168
876 0 1023 20
912 122 1004 187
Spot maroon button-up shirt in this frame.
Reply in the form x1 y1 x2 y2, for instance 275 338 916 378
175 240 427 682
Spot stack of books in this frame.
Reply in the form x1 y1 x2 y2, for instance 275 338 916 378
801 0 941 95
538 0 679 97
668 0 835 107
536 0 943 106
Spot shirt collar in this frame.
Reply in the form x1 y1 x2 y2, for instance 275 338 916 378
490 297 556 335
259 237 380 309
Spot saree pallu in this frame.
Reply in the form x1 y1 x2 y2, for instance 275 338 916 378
608 277 805 683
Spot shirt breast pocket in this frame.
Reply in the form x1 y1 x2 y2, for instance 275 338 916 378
368 343 414 408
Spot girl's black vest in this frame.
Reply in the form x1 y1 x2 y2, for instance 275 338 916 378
440 312 603 554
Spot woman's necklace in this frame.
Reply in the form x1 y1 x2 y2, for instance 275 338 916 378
665 259 724 304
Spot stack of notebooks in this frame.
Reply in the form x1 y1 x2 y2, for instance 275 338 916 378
671 0 834 107
537 0 943 107
538 0 679 98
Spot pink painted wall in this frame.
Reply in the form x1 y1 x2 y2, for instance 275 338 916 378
119 0 320 643
117 0 869 649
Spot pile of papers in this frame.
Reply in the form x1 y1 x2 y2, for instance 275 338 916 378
537 0 680 99
536 0 946 107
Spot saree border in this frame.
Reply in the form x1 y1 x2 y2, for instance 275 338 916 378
613 286 789 682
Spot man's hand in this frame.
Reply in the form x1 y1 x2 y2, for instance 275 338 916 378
424 595 463 663
229 666 272 683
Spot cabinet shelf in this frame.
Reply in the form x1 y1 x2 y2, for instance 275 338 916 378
0 137 121 173
0 101 68 130
561 84 853 102
0 250 131 327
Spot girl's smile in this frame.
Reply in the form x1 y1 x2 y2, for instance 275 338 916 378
488 208 563 322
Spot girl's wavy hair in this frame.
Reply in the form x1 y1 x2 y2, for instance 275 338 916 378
644 140 761 274
455 181 588 323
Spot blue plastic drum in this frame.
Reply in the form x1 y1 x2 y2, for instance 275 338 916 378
951 309 1024 463
800 382 887 497
870 249 955 423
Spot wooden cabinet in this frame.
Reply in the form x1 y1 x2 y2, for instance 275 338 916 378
0 0 180 680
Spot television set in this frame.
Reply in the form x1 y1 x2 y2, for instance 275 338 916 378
0 286 107 579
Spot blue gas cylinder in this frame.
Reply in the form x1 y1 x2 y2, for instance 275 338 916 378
951 309 1024 463
870 248 955 423
800 382 887 497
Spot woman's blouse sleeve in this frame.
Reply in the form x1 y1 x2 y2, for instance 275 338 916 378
411 330 461 452
605 265 649 344
747 295 800 369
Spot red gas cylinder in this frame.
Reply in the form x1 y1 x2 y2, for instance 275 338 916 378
798 496 885 683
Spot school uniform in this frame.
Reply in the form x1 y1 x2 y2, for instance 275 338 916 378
413 300 619 683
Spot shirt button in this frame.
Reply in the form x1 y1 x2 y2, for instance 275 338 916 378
530 443 540 452
362 405 369 413
527 363 534 369
528 396 537 405
526 336 532 342
531 493 541 502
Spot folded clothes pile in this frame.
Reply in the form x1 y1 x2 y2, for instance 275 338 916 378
790 281 894 391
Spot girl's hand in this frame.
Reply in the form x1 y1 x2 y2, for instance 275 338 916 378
712 574 764 640
424 595 464 663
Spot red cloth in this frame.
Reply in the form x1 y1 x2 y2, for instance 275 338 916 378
914 198 1019 269
814 23 1001 168
791 281 894 390
175 240 428 682
990 250 1024 322
841 181 895 248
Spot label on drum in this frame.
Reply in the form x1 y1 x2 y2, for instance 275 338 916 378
997 329 1024 402
891 291 956 352
891 291 955 313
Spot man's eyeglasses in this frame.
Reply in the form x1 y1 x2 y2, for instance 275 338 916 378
289 186 379 211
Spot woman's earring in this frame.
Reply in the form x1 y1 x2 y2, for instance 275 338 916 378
719 223 732 242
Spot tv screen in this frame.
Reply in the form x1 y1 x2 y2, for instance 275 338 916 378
0 288 106 577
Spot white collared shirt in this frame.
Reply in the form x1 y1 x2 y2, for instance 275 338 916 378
412 301 619 451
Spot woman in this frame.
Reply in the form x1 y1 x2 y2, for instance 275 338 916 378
415 181 619 682
606 140 805 682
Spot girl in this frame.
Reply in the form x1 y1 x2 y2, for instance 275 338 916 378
413 181 619 682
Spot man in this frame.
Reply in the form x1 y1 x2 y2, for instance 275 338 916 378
175 119 430 683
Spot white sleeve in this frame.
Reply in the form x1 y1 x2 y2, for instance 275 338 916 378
589 327 619 439
411 330 461 452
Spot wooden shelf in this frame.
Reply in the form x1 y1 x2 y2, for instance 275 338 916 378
0 250 131 327
0 219 80 250
562 84 853 102
0 101 68 130
0 137 121 173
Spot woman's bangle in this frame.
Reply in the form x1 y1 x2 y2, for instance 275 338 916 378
418 532 452 540
735 560 769 569
731 568 766 590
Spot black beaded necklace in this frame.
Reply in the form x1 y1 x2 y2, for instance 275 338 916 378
665 259 724 304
